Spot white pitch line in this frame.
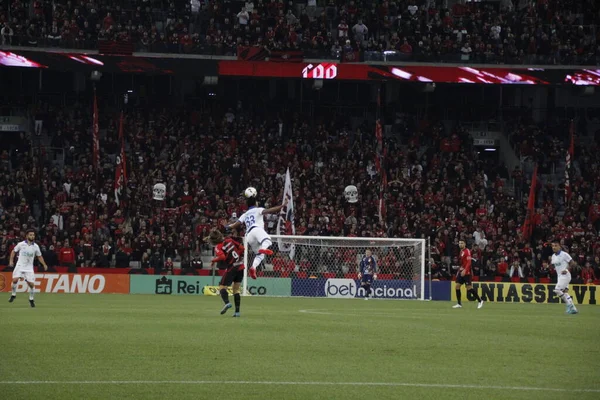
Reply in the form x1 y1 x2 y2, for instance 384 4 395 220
0 381 598 393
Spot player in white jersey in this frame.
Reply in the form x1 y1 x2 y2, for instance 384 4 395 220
550 241 578 314
226 195 288 279
8 229 49 307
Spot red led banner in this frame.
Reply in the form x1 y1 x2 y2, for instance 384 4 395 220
218 61 555 84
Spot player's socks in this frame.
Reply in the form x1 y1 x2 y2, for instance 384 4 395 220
366 286 372 298
234 293 241 313
11 283 17 296
220 288 229 304
563 293 574 307
29 286 35 301
252 253 265 270
455 289 462 305
468 288 482 302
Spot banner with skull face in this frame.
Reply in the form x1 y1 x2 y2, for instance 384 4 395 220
344 185 358 203
153 183 167 201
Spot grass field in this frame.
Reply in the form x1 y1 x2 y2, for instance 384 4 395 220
1 294 599 400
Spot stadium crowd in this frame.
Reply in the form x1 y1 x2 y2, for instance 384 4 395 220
0 98 599 282
1 0 598 64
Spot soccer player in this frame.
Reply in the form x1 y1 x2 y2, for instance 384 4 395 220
551 241 578 314
358 249 377 300
453 240 484 309
226 195 288 279
8 229 49 307
206 228 245 317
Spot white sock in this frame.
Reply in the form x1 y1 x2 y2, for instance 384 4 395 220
563 293 574 307
29 286 35 301
252 253 265 270
11 283 17 296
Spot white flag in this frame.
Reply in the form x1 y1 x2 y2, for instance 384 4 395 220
276 168 295 260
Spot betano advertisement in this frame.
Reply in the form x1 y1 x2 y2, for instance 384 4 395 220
452 282 598 305
129 275 292 296
0 272 129 294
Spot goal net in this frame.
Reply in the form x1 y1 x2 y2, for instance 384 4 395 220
242 235 427 300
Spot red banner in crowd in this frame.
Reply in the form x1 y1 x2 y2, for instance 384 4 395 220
219 61 553 84
98 40 134 56
237 46 303 62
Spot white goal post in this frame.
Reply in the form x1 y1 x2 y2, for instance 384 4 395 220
243 235 429 300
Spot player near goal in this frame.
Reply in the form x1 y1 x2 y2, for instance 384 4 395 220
226 190 288 280
551 241 578 314
453 240 484 309
358 249 378 300
8 229 49 307
206 228 245 317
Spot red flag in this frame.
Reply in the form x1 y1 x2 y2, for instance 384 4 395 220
375 119 383 143
92 91 99 171
114 113 127 207
378 170 387 224
375 119 386 225
522 165 538 240
565 120 574 203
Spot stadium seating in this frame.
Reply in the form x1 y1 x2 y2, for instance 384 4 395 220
0 99 598 282
1 0 598 64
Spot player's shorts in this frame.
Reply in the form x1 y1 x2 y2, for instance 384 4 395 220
12 267 36 284
361 274 373 285
456 273 472 286
555 272 571 291
220 265 245 287
246 227 271 252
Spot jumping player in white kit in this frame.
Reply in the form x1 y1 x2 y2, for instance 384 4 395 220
550 241 578 314
226 188 288 279
8 229 49 307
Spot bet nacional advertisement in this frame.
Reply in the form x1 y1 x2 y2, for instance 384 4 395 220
291 278 451 301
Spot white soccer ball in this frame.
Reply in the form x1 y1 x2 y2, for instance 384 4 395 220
244 187 258 198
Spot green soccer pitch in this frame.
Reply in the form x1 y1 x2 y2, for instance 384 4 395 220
1 294 599 400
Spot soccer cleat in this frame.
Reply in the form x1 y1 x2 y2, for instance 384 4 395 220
364 297 369 301
220 303 232 315
232 312 241 318
29 299 35 308
477 300 484 309
8 295 15 303
258 249 273 256
249 267 257 280
452 304 462 308
568 307 578 315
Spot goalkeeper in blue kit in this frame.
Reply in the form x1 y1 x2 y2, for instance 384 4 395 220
358 249 378 300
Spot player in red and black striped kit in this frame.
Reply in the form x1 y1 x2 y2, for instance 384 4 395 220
453 240 484 309
206 229 245 317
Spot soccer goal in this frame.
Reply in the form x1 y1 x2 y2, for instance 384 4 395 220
242 235 429 300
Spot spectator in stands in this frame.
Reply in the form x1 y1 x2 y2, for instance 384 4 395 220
581 262 596 284
58 240 76 272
